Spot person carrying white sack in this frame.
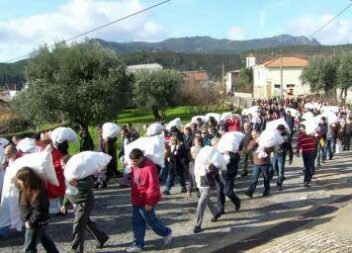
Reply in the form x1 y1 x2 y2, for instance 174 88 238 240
193 146 228 234
244 130 275 198
61 151 111 252
0 147 58 238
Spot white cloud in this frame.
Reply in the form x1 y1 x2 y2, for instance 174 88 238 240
227 26 246 40
288 14 352 45
0 0 167 62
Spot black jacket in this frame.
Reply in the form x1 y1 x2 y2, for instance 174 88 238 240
19 190 50 228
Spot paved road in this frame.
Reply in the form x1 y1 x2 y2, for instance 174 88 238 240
1 151 352 253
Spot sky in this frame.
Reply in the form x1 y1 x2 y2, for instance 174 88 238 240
1 0 352 62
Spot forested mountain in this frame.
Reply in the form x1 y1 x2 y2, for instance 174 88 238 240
96 34 320 55
2 35 352 87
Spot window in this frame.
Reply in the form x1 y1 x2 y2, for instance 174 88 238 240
287 84 295 88
274 84 281 88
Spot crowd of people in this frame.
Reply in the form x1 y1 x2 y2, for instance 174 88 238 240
0 97 351 253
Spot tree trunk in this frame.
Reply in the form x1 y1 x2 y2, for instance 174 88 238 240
152 107 161 120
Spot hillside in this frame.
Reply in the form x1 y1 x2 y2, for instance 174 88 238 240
2 36 352 86
96 34 320 55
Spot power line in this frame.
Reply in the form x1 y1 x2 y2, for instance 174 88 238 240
3 0 172 63
308 2 352 38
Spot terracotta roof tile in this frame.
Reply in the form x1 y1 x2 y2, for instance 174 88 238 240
182 71 209 81
263 56 308 68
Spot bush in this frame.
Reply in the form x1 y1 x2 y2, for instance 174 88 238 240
0 118 33 135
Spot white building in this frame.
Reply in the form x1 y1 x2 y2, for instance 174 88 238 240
246 53 256 68
126 63 163 74
252 56 311 98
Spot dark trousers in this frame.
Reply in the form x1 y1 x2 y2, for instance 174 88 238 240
302 152 315 183
326 137 335 160
247 165 270 195
242 150 251 175
344 134 351 150
166 170 186 191
24 226 59 253
72 196 108 253
216 155 241 213
132 206 171 249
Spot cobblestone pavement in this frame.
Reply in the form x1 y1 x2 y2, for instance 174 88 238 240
258 230 352 253
1 151 352 253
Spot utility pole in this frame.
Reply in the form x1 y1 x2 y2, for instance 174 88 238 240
280 49 284 98
221 63 225 85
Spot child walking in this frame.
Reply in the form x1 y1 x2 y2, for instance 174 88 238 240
14 167 59 253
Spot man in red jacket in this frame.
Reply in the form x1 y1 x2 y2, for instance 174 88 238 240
126 149 173 253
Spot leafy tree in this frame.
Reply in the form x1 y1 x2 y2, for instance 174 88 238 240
132 70 183 119
236 67 253 93
301 56 337 94
13 41 130 132
337 53 352 103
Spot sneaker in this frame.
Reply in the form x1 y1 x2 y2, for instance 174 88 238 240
304 182 310 187
244 191 253 198
164 231 173 246
163 190 170 196
96 235 109 249
126 245 143 253
262 192 270 197
277 185 283 192
235 199 241 212
211 213 221 222
193 226 202 233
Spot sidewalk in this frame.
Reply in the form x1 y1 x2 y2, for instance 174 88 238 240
208 151 352 253
1 151 352 253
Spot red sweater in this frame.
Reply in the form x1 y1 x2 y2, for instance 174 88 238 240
297 133 316 154
131 158 161 207
47 148 65 199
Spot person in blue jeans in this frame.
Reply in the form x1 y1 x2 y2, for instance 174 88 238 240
14 167 59 253
127 149 172 253
271 125 292 191
244 130 274 198
326 124 336 160
316 117 328 166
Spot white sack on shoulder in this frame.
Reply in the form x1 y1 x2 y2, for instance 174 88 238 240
50 127 77 144
220 112 233 122
266 118 291 135
256 129 284 158
102 123 121 140
16 138 36 154
217 132 245 153
146 123 165 137
242 106 259 117
64 151 112 180
322 111 338 125
194 146 229 187
0 137 9 148
285 108 299 118
301 116 320 135
191 115 207 124
7 147 58 186
166 118 182 131
205 113 221 123
302 112 314 121
125 135 165 167
0 146 4 168
321 106 339 114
